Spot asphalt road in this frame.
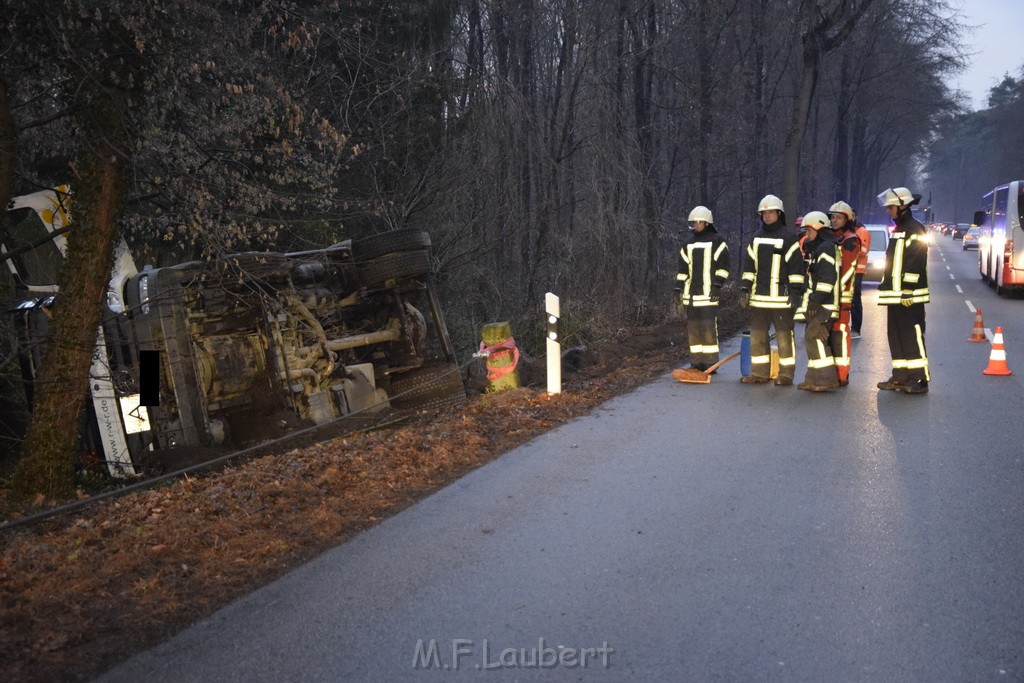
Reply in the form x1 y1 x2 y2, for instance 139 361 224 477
100 234 1024 682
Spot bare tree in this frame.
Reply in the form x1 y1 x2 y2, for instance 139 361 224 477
781 0 875 217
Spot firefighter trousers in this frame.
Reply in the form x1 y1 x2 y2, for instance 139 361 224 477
851 273 865 333
685 305 720 369
830 307 852 383
750 307 796 380
804 305 839 387
886 303 929 384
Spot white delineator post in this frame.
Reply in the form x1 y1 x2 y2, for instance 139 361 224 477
546 292 561 394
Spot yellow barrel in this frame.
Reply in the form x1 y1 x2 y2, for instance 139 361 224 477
481 322 520 391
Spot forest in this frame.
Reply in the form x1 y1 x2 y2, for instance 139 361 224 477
1 0 1021 496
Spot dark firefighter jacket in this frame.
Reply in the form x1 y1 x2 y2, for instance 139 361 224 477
676 227 730 307
805 229 841 316
741 220 805 308
879 211 930 305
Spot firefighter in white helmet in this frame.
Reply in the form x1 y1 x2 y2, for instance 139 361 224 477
739 194 805 385
827 201 860 385
675 205 730 371
797 211 841 391
876 187 930 394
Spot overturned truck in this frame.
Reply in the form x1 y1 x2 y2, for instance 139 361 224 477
3 189 464 477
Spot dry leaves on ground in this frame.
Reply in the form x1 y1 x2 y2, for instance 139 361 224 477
0 316 743 682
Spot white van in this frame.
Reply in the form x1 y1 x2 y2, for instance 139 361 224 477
863 225 890 282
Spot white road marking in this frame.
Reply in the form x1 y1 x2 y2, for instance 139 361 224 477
955 285 963 293
946 264 951 270
966 300 976 313
986 328 993 342
950 273 956 279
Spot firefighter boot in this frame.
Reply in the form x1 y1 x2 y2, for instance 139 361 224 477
898 380 929 394
878 366 907 391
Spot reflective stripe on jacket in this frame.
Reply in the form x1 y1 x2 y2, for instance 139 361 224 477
741 222 804 309
676 229 730 307
807 231 841 315
835 229 860 305
854 225 870 273
878 213 929 305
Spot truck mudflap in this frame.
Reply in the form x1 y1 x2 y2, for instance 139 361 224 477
388 362 466 412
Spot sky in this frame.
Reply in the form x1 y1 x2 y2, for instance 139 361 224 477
948 0 1024 111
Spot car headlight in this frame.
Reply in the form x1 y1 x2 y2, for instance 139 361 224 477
873 258 886 269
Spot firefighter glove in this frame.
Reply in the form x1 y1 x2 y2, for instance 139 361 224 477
710 286 721 303
739 292 749 309
900 295 914 307
674 290 685 315
789 291 803 309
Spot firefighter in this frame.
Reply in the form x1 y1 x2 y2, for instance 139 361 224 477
850 208 870 338
797 211 841 392
876 187 930 394
828 201 860 385
793 215 813 323
675 205 730 371
739 194 804 385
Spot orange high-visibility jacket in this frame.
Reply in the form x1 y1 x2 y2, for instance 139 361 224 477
854 225 871 274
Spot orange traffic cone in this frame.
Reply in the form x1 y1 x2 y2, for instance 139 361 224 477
982 326 1013 376
967 308 986 342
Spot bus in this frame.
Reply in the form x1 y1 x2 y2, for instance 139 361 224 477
976 180 1024 295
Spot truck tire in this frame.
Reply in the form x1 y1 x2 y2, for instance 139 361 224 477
357 250 430 287
389 363 466 411
352 229 431 262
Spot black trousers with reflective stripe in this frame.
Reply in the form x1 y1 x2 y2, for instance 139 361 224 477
803 305 838 386
886 302 928 384
685 305 720 368
749 307 796 380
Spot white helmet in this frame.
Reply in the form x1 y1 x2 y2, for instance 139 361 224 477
877 187 916 207
758 194 784 213
687 205 714 225
801 211 830 230
827 201 854 221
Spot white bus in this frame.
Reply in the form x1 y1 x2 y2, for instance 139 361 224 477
976 180 1024 295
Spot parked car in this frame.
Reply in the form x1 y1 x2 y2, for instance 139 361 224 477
962 227 981 250
863 225 890 282
951 223 971 239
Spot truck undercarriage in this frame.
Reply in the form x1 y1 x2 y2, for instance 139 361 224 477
3 190 464 477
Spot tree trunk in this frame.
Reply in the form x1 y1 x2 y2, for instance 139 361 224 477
0 78 14 241
782 41 820 218
831 52 851 200
696 0 711 203
11 100 126 500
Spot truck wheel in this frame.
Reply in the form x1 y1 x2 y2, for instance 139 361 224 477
352 229 431 261
357 250 431 286
388 363 466 411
